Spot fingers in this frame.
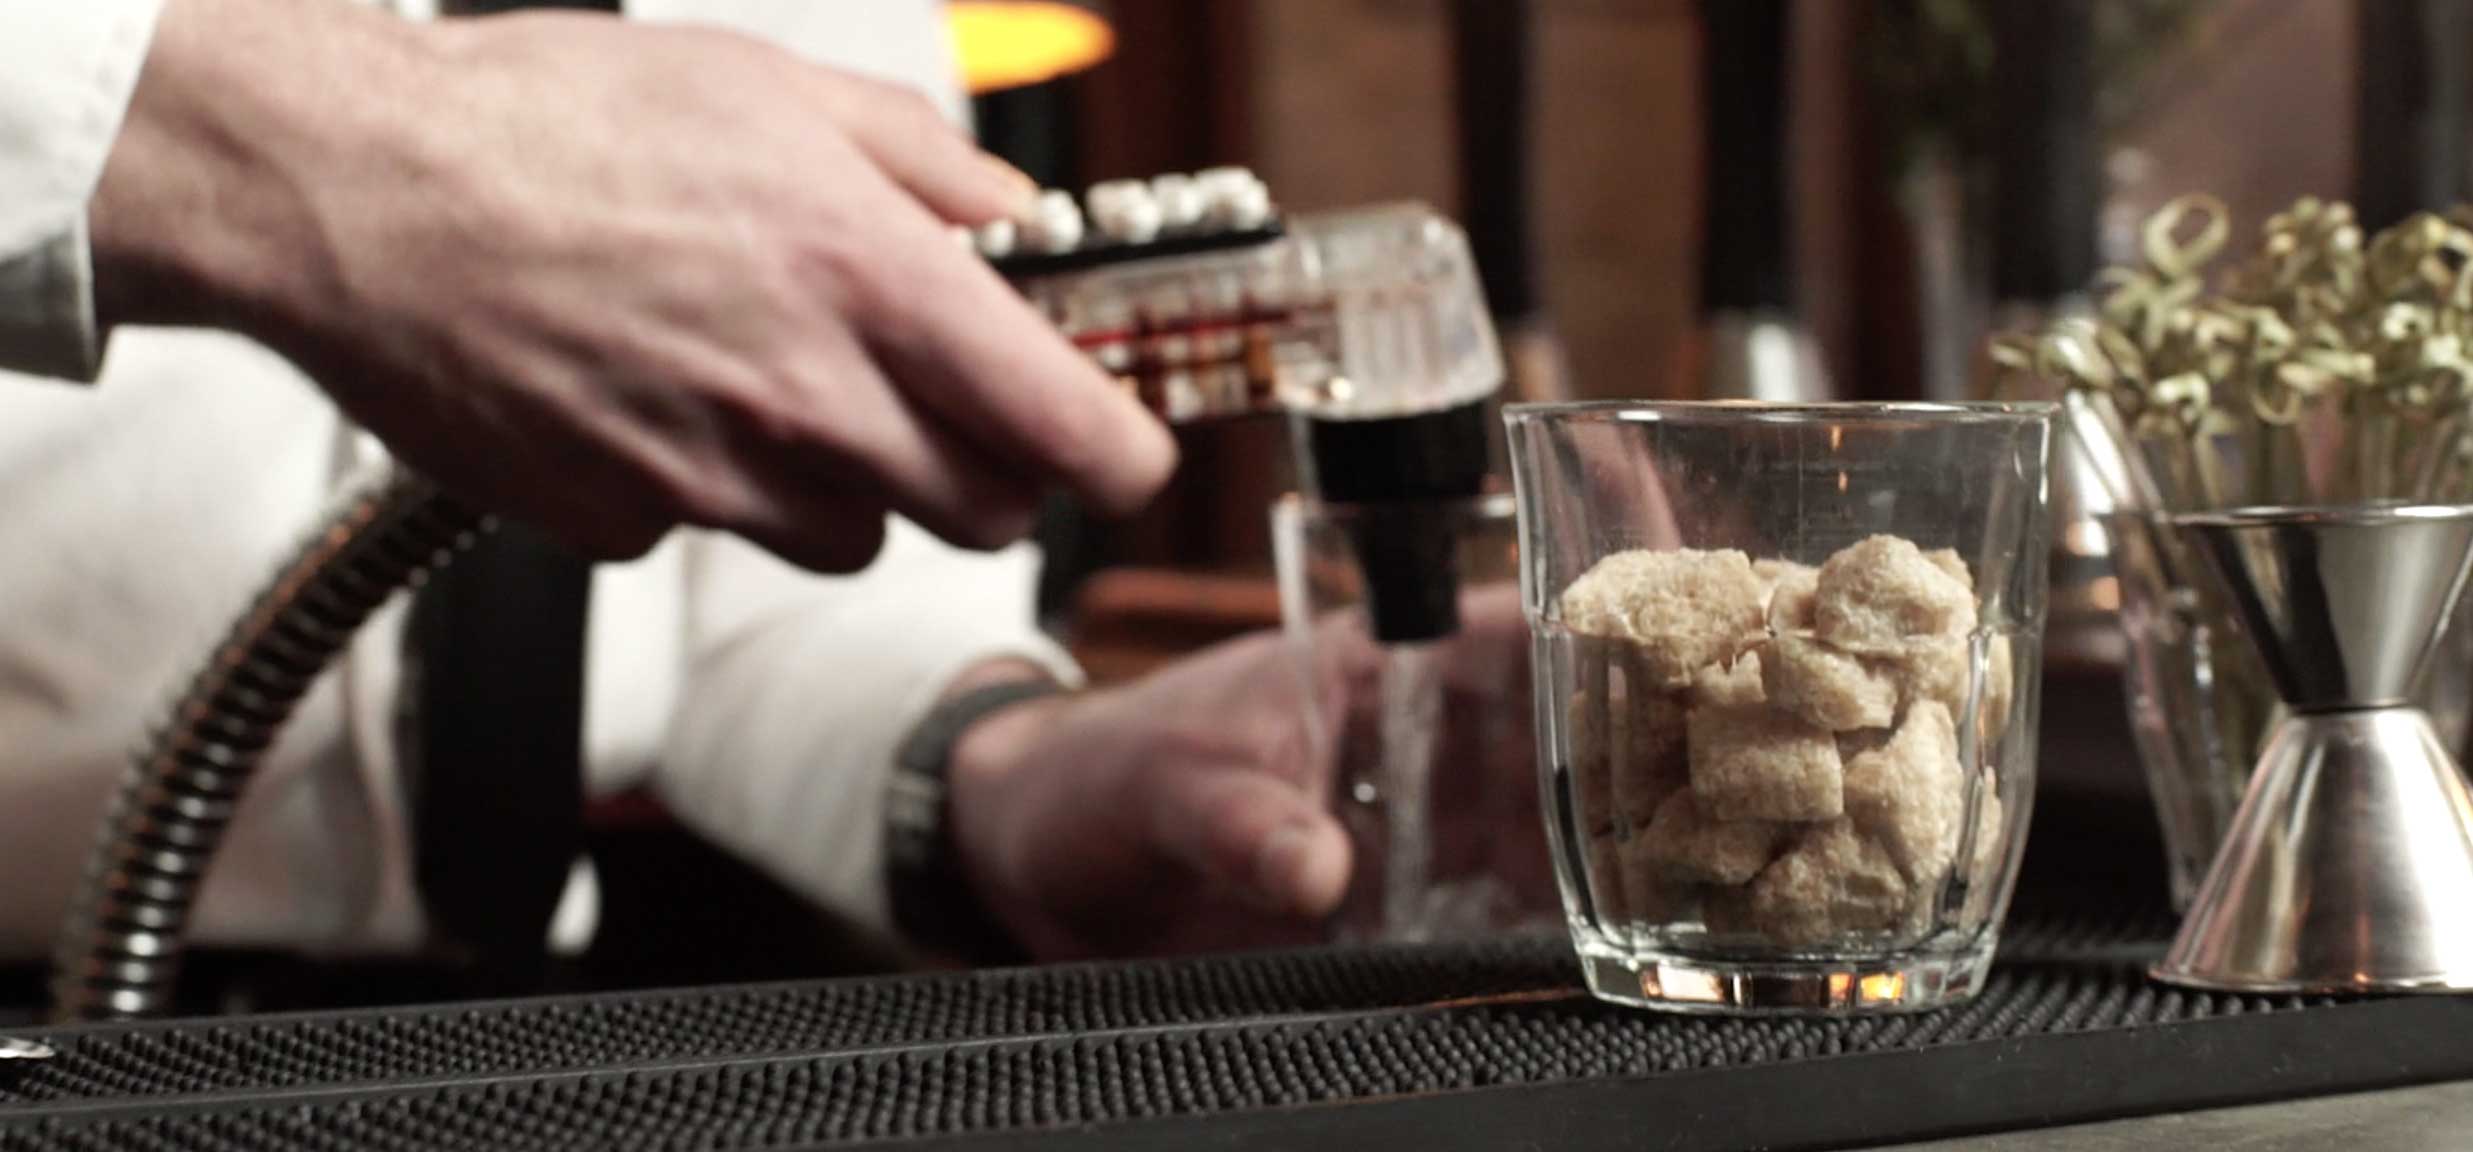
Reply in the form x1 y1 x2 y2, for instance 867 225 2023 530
854 209 1179 516
737 494 890 574
1143 768 1351 920
781 72 1174 523
821 73 1037 225
763 330 1045 551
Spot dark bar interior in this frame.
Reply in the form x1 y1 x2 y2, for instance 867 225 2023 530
6 1 2473 1148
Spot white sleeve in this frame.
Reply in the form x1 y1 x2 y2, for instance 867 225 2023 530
622 0 964 123
0 0 162 382
654 521 1082 936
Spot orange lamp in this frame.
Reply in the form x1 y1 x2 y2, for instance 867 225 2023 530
947 1 1116 95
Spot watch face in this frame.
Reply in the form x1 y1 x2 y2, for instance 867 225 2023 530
882 770 945 861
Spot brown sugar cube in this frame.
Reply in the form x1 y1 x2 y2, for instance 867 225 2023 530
1702 886 1760 938
1609 647 1690 828
1924 548 1974 590
1617 831 1704 925
1690 649 1768 709
1890 631 2016 745
1583 824 1630 927
1754 559 1817 610
1748 821 1910 946
1891 631 1972 717
1898 880 1943 942
1610 703 1689 829
1766 566 1820 633
1639 790 1790 886
1558 550 1657 636
1843 701 1964 884
1556 548 1766 687
1836 726 1893 763
1686 702 1844 822
1565 688 1614 824
1564 640 1618 827
1814 535 1978 654
1763 634 1899 731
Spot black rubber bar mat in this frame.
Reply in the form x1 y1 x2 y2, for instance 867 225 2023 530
2 905 2466 1152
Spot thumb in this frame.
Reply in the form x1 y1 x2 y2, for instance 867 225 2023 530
1145 768 1352 920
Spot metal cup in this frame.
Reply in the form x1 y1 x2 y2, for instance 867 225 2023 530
2154 504 2473 993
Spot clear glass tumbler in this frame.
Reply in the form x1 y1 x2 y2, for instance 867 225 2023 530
1271 493 1560 942
1504 401 2053 1013
2102 509 2272 911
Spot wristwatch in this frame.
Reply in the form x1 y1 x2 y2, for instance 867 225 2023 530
884 678 1062 965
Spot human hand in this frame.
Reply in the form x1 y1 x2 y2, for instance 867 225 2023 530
945 585 1559 962
90 0 1174 569
1319 583 1556 931
946 631 1356 960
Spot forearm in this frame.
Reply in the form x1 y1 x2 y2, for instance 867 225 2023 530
66 0 1168 565
0 0 160 380
89 0 442 340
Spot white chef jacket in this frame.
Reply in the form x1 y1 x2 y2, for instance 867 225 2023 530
0 0 1078 961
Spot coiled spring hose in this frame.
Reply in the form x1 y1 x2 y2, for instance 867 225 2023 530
49 469 489 1022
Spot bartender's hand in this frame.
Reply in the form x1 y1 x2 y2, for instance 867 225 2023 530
947 631 1357 960
88 0 1173 570
944 587 1545 962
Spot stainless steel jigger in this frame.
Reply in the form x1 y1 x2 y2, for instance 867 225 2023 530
2154 504 2473 993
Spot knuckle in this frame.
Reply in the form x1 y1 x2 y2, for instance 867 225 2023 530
731 382 830 452
831 234 945 341
648 458 755 531
869 81 948 133
1236 715 1305 776
949 494 1040 552
711 362 855 459
820 71 950 142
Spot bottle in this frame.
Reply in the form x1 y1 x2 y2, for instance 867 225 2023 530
1453 0 1567 410
2354 0 2467 232
2354 0 2473 751
1981 0 2114 649
1679 0 1831 402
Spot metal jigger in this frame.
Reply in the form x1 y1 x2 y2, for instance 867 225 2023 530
2154 504 2473 993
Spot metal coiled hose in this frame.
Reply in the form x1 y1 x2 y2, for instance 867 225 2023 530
49 469 489 1022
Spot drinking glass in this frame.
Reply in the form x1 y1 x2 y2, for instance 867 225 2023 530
1272 493 1559 942
1505 401 2053 1013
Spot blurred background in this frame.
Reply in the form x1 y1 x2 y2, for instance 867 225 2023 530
89 0 2448 1007
1026 0 2433 682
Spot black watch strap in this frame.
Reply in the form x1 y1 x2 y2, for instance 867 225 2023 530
885 679 1061 965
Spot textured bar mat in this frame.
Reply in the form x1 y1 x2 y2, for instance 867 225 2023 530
4 903 2467 1152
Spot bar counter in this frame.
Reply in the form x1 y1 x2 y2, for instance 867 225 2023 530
2 673 2463 1150
0 801 2463 1150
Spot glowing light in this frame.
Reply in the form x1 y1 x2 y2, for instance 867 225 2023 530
948 2 1116 95
1645 965 1724 1002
